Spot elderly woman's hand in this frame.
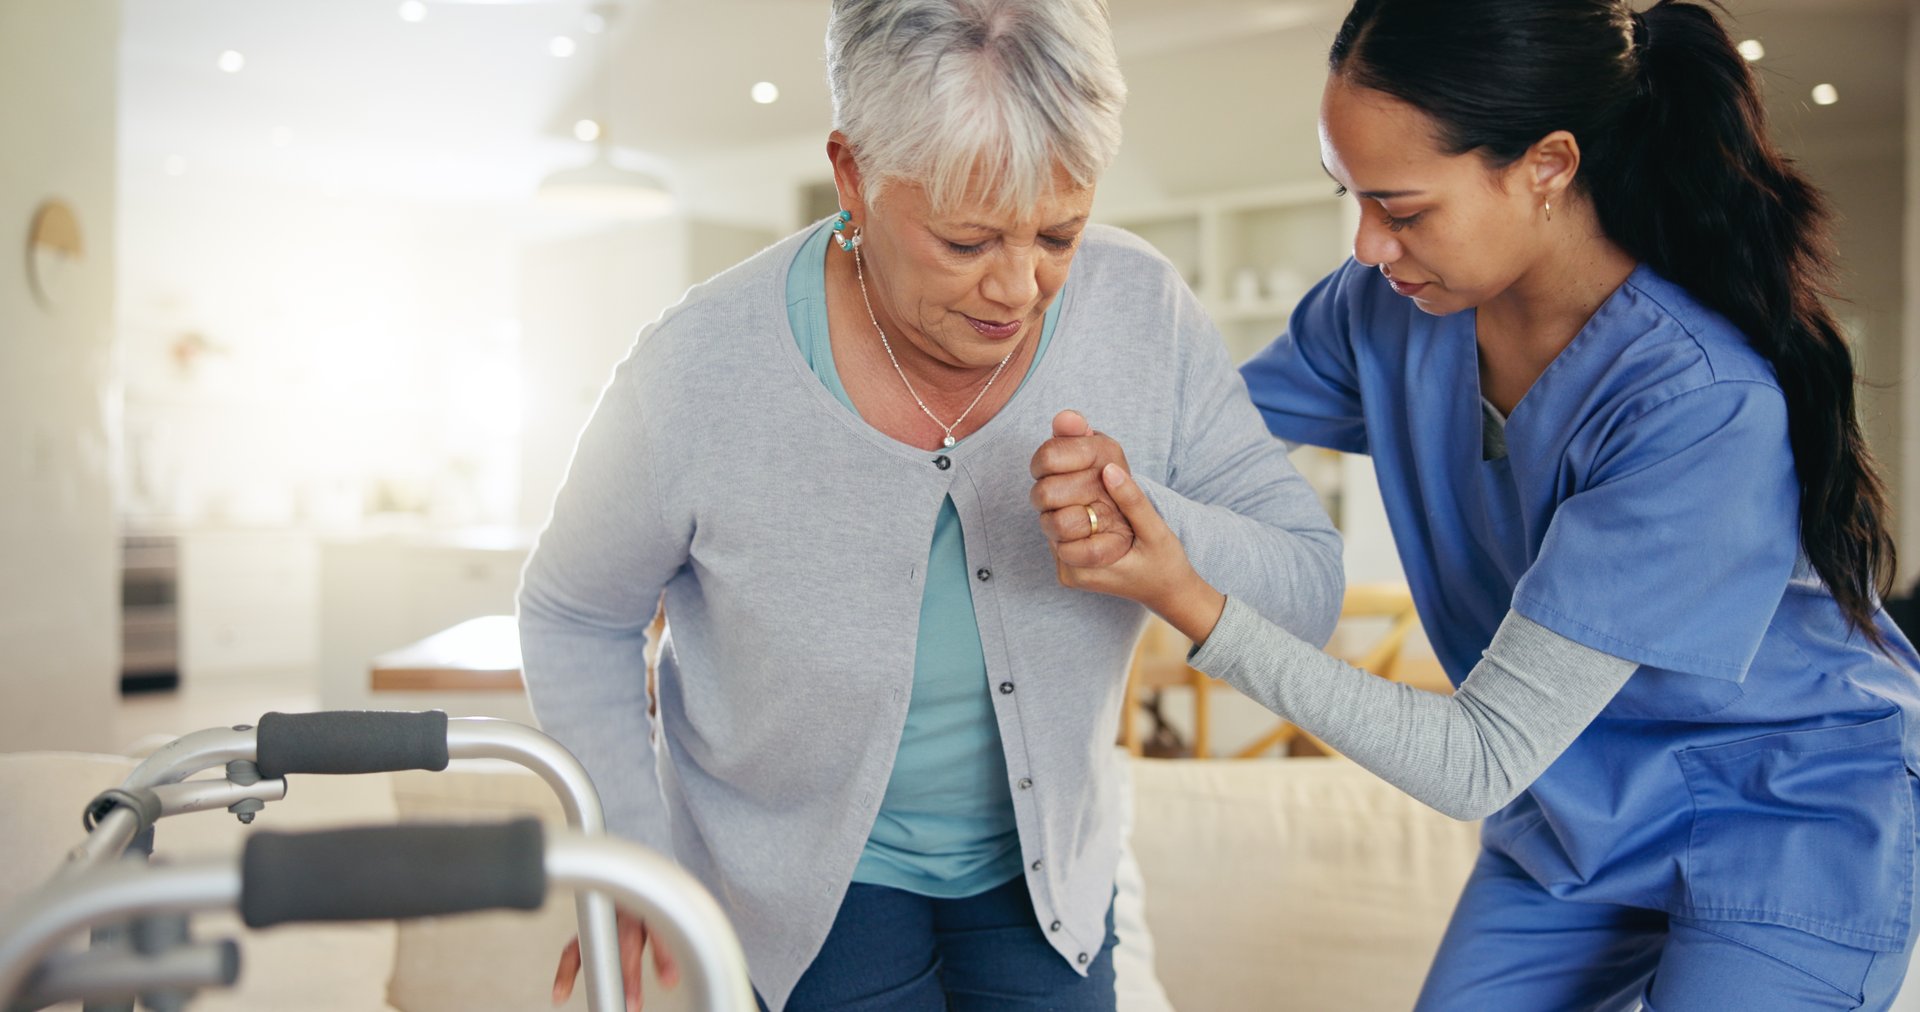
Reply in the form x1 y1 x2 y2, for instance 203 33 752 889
1056 463 1228 646
1030 410 1137 566
553 910 677 1011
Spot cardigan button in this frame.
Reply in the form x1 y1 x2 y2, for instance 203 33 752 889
933 455 951 470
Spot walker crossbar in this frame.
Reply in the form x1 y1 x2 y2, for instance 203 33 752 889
6 939 237 1012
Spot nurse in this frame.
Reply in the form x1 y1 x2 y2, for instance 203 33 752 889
1031 0 1920 1008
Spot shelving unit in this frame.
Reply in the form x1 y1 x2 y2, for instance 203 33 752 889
1099 182 1358 364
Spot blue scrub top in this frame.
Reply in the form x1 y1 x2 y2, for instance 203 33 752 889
1243 258 1920 951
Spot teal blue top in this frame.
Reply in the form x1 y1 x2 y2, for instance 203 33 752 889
785 221 1061 897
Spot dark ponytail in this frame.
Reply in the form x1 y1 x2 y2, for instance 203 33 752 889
1331 0 1897 645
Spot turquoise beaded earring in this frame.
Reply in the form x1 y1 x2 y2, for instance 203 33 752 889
833 209 861 252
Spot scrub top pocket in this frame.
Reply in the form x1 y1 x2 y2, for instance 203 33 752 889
1677 713 1915 952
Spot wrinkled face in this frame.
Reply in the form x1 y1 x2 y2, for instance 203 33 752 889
1319 74 1541 316
851 163 1094 369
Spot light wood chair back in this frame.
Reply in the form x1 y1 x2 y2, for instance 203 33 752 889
1120 582 1436 758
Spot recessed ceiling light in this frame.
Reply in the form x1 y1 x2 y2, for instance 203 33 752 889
573 119 601 142
1736 39 1764 62
1812 83 1839 106
164 155 187 177
751 81 780 105
217 50 245 74
398 1 427 23
550 36 577 58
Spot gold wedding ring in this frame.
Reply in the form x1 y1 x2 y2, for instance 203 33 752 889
1086 503 1100 536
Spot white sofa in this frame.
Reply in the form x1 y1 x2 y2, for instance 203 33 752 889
0 750 1482 1011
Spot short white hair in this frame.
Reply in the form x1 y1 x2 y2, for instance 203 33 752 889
826 0 1127 215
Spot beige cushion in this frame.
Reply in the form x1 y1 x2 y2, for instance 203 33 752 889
0 750 402 1012
0 752 138 908
383 761 690 1012
169 769 402 1012
1127 756 1480 1011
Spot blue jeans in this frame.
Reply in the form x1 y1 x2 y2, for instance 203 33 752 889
761 875 1118 1012
1415 846 1919 1010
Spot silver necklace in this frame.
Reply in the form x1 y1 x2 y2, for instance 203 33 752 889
854 246 1017 449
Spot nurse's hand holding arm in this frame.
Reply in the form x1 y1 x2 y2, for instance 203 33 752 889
1051 462 1226 643
1030 396 1345 650
1061 464 1638 822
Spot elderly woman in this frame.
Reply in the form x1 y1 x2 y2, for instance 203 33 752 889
520 1 1342 1009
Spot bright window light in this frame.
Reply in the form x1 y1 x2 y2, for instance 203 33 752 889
1737 39 1764 62
218 50 245 74
398 1 427 23
1812 83 1839 106
751 81 780 105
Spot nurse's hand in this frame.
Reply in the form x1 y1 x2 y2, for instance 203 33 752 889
1056 464 1228 646
1031 410 1135 566
552 909 678 1010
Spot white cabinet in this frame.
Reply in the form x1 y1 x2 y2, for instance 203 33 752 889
317 534 531 720
178 530 319 681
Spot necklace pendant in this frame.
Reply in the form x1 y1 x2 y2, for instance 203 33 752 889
942 435 956 448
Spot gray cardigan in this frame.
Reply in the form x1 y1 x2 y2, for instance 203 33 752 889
518 224 1343 1010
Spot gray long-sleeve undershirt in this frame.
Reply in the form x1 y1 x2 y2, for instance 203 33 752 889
1189 596 1638 821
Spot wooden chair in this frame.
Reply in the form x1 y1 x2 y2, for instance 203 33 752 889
1119 581 1440 758
1118 617 1213 757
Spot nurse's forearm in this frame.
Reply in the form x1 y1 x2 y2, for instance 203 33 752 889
1189 598 1636 821
1152 571 1228 646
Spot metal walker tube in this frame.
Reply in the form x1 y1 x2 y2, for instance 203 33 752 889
57 714 624 1012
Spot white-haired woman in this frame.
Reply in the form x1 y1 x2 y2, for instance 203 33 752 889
521 2 1342 1009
